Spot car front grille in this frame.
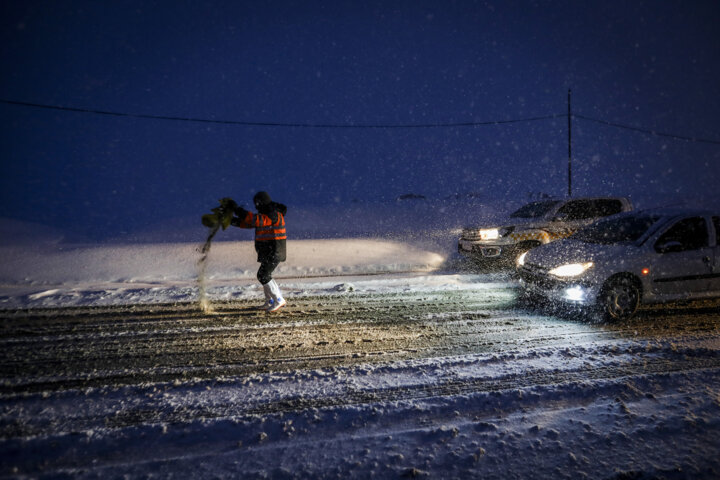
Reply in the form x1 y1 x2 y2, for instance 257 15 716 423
461 229 483 241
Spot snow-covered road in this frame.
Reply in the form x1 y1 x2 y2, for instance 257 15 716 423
2 275 720 479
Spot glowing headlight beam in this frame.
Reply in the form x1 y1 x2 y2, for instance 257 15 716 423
479 228 500 240
516 251 528 266
564 286 586 301
549 262 594 277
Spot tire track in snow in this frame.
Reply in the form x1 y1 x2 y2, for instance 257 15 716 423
229 355 720 417
1 291 719 397
3 354 718 438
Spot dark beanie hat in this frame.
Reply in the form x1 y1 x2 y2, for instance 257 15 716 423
253 191 272 208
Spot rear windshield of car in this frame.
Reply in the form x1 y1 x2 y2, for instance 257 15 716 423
509 200 560 218
571 215 663 244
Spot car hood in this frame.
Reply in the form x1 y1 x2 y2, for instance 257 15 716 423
525 239 637 268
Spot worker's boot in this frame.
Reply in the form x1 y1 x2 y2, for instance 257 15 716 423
260 282 274 310
267 279 286 312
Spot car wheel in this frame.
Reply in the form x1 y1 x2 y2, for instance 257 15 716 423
599 276 640 321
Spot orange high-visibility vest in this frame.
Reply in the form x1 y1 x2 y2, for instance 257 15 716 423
239 211 286 242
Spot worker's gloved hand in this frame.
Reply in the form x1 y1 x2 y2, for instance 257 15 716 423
202 198 238 230
233 205 249 218
211 198 236 230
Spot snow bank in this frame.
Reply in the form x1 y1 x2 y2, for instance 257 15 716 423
0 238 445 286
0 203 468 309
0 235 454 309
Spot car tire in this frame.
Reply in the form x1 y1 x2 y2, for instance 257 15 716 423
598 276 640 321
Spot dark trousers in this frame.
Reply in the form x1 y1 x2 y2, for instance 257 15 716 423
257 259 280 285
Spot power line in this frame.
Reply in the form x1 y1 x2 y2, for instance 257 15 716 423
0 98 564 129
3 97 720 144
574 113 720 145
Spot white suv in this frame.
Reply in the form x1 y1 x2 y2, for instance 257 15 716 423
458 197 633 268
517 208 720 320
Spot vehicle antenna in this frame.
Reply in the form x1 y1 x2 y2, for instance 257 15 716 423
568 88 572 198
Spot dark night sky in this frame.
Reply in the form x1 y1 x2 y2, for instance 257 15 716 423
1 0 719 240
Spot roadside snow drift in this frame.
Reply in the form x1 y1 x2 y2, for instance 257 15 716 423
0 238 445 284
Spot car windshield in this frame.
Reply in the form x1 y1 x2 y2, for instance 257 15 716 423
509 200 560 219
571 214 663 244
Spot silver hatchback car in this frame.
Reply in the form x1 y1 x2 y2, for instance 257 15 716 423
516 208 720 320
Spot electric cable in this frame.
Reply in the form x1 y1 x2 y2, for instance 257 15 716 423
0 99 564 129
574 114 720 145
2 98 720 144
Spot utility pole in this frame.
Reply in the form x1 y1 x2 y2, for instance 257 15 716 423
567 89 572 197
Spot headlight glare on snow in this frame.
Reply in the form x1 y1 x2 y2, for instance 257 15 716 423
563 286 586 302
549 262 594 277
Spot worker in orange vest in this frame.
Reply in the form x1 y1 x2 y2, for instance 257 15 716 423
231 191 287 312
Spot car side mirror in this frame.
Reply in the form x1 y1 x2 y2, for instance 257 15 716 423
655 240 683 254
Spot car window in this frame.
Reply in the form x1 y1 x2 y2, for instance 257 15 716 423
572 214 661 244
714 216 720 245
556 200 596 221
654 217 709 253
593 199 624 216
509 200 560 218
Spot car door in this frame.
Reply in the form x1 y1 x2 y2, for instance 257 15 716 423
550 200 596 236
650 216 713 299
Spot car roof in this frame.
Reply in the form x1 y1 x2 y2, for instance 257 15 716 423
627 206 717 218
591 206 717 245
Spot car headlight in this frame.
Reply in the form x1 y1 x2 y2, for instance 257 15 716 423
479 228 500 240
516 251 528 266
549 262 594 277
